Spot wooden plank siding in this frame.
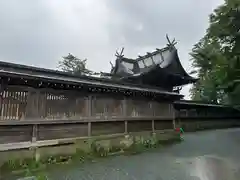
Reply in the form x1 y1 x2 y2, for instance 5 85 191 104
37 123 89 141
91 121 125 136
0 85 173 121
0 125 32 144
0 84 175 146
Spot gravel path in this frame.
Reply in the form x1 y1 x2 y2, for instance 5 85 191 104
22 128 240 179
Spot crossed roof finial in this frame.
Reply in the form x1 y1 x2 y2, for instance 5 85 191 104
166 34 177 49
115 47 125 58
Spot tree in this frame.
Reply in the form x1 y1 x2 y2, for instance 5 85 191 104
190 38 227 103
58 53 97 76
190 0 240 105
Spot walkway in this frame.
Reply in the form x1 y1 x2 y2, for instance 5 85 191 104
25 129 240 179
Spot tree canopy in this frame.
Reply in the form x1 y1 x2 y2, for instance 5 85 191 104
58 53 98 76
190 0 240 105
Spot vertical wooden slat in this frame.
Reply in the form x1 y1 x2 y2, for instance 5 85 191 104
2 90 5 120
0 89 3 120
19 91 23 120
6 91 10 120
49 94 52 119
9 91 14 120
9 91 13 120
18 91 22 120
5 91 8 120
53 94 55 119
2 91 4 120
4 90 7 120
13 91 17 120
12 91 16 120
22 91 27 120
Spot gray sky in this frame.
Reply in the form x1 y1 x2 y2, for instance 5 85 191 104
0 0 223 98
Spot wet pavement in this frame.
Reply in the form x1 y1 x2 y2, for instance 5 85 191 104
20 128 240 179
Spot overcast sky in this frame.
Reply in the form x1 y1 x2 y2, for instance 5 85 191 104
0 0 224 99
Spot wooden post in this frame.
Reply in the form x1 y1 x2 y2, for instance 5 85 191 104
152 120 155 133
32 124 38 142
31 124 40 162
88 122 91 137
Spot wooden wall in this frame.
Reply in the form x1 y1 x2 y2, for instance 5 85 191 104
176 119 240 132
0 85 173 121
0 119 175 146
175 107 240 119
174 108 240 131
1 84 239 148
0 85 175 147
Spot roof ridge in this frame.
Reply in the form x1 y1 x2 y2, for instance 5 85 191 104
135 46 171 61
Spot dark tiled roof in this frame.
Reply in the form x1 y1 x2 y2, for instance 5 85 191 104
0 61 182 98
112 45 198 86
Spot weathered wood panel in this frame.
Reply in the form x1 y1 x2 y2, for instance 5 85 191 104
91 95 123 118
126 99 153 117
152 102 171 117
154 120 173 130
127 120 152 132
44 91 88 120
25 90 40 119
175 108 239 119
37 123 88 140
0 86 28 120
91 121 125 136
0 84 176 121
0 125 32 143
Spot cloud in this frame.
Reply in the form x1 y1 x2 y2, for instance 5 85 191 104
105 0 223 98
0 0 223 98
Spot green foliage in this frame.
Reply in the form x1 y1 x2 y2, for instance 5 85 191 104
124 135 181 155
0 158 41 172
35 174 49 180
58 53 98 76
90 141 109 157
126 136 148 154
24 170 49 180
190 0 240 105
